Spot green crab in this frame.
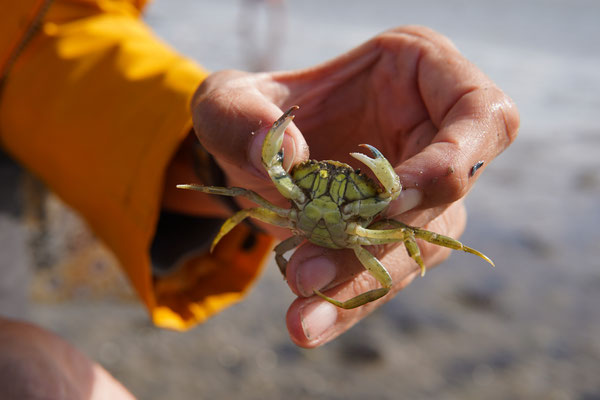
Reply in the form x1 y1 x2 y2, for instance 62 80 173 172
178 106 494 309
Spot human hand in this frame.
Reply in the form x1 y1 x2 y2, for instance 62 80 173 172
188 26 519 347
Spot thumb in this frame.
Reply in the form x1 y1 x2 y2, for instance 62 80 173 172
190 70 309 179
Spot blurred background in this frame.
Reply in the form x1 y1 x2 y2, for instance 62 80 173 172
1 0 599 399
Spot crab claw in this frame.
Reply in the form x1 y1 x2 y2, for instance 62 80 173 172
261 105 299 170
350 144 401 199
260 106 306 204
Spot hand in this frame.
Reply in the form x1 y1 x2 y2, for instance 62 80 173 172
188 26 519 347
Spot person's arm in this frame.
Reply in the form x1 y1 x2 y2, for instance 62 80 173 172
0 0 273 329
0 316 136 399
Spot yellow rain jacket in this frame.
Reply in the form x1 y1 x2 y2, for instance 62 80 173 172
0 0 273 330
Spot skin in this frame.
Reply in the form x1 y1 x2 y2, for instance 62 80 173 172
166 25 520 348
0 317 135 400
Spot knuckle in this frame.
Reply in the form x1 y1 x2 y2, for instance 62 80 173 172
498 93 520 144
375 26 459 55
485 88 520 147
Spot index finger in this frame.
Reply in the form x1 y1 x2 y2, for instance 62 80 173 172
190 70 309 180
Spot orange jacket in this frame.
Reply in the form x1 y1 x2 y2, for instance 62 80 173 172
0 0 273 330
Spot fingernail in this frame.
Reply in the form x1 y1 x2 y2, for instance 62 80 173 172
300 301 337 340
296 257 336 297
391 188 422 216
282 136 297 172
248 129 297 177
248 129 269 177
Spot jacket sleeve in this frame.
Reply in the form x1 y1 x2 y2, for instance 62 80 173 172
0 0 273 330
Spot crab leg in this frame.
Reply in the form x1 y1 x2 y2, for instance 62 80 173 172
348 220 494 276
176 184 290 217
273 235 305 277
261 106 306 205
410 224 494 267
210 207 294 252
314 245 392 309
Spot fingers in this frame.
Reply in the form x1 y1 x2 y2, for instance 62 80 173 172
286 270 419 347
286 25 518 213
286 200 467 348
190 70 309 180
379 26 520 210
281 26 519 212
395 86 520 210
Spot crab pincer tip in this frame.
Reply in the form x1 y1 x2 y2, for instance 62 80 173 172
282 105 300 118
357 144 384 158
